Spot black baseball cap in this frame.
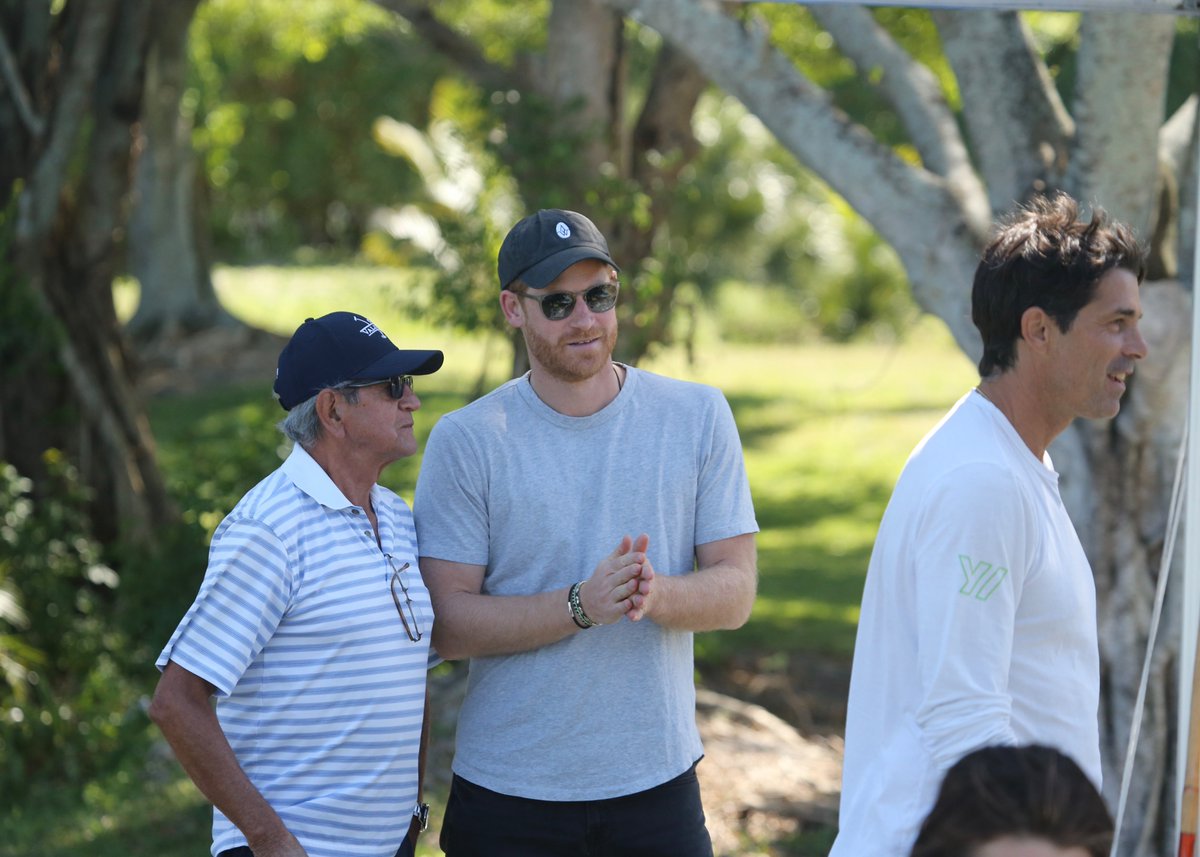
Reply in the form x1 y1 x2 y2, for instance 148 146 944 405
273 312 443 411
497 209 620 290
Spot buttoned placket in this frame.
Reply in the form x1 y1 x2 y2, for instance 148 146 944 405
350 505 396 593
349 506 376 543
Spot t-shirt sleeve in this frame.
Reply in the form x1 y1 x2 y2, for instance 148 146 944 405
694 389 759 546
910 461 1033 770
413 417 490 567
155 518 294 696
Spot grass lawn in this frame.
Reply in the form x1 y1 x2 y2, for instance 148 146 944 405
20 267 978 856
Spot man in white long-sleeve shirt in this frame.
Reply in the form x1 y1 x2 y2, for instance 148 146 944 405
831 193 1149 857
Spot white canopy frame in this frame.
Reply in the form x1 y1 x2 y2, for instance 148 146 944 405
751 0 1198 13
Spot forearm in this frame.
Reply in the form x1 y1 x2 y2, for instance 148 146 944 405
431 586 579 659
639 533 757 631
150 666 298 853
425 547 643 659
648 560 757 631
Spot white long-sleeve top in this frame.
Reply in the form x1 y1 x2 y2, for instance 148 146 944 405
829 391 1101 857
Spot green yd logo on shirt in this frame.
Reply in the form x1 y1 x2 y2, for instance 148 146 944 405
958 555 1008 601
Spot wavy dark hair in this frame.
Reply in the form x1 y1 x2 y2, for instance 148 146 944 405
972 192 1146 378
909 744 1113 857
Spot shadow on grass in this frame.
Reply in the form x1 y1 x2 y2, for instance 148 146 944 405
725 389 955 454
0 770 210 857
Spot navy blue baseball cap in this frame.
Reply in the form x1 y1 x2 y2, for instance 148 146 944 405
497 209 619 290
273 312 443 411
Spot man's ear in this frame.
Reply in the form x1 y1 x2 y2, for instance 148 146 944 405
315 389 345 437
499 289 525 329
1019 306 1055 355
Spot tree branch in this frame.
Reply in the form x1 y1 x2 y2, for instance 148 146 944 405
607 0 989 354
0 24 43 138
807 5 983 212
622 43 708 344
631 43 706 186
16 0 119 246
370 0 533 94
1160 94 1197 178
1166 95 1197 286
1065 12 1176 241
544 0 624 173
932 10 1073 214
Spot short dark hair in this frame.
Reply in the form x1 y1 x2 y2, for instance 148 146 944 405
909 744 1113 857
972 192 1146 378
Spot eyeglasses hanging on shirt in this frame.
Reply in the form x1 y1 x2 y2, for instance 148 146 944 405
385 555 422 642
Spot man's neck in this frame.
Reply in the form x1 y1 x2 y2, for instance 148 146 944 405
308 442 380 514
528 362 623 417
976 374 1069 460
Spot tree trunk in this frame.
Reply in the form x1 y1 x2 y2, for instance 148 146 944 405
127 0 235 344
1 0 172 546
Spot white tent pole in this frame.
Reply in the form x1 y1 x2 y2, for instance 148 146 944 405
1177 126 1200 853
738 0 1199 12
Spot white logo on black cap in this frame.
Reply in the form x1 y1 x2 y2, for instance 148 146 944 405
555 222 571 239
353 315 388 339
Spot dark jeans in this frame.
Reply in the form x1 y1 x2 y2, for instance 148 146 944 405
440 762 714 857
219 839 413 857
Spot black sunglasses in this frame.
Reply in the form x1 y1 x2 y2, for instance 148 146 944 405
516 283 619 321
386 556 422 643
344 375 414 400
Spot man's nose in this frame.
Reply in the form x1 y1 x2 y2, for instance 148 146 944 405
1126 324 1148 360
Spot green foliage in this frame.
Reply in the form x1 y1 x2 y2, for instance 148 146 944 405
755 5 959 147
0 746 211 856
363 91 519 336
186 0 922 355
1166 17 1199 115
0 455 144 793
0 445 209 799
150 383 285 529
190 0 444 256
679 97 915 344
427 0 550 64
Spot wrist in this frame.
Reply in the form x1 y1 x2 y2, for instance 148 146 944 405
568 581 600 629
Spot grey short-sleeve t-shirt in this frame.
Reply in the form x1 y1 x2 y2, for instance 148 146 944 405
414 366 758 801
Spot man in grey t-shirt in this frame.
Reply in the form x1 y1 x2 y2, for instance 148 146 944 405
414 208 758 856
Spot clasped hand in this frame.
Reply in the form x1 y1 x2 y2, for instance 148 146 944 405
579 534 656 624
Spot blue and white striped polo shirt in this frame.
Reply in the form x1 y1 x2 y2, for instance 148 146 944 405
157 444 431 857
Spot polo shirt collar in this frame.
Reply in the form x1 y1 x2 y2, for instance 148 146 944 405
281 443 354 510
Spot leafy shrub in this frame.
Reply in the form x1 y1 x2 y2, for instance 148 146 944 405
0 455 145 793
0 451 212 797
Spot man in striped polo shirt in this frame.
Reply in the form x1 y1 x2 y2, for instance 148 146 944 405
150 312 443 857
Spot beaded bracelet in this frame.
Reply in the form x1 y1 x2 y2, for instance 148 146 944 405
568 581 600 629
